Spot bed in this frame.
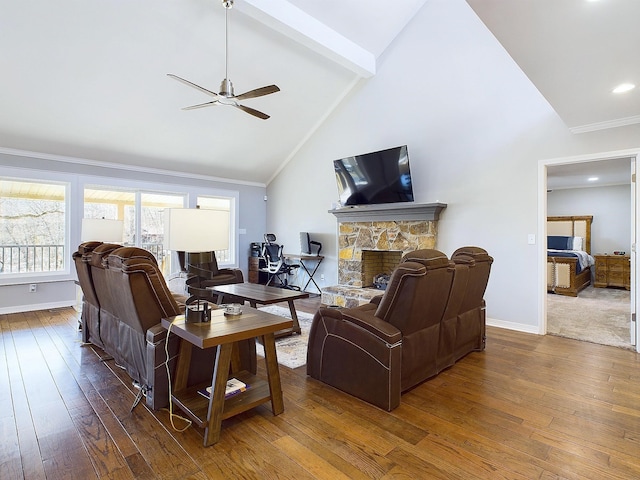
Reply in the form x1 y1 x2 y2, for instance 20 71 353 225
547 215 594 297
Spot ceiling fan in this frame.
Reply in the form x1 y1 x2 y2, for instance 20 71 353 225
168 0 279 120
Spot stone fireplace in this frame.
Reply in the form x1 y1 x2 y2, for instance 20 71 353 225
322 203 446 307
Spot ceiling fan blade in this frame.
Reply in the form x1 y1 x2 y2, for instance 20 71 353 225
235 85 280 100
182 100 219 110
167 74 219 98
235 103 270 120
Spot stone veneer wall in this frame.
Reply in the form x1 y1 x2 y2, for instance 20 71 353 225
322 220 438 308
337 220 438 287
322 203 445 308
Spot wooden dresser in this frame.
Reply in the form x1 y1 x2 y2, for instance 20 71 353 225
593 254 630 290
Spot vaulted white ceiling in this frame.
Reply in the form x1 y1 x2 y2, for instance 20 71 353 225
1 0 638 185
467 0 640 133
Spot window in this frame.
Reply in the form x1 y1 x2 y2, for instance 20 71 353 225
141 192 185 271
84 187 185 271
0 178 68 275
84 187 135 243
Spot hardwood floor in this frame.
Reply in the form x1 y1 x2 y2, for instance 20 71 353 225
2 300 639 479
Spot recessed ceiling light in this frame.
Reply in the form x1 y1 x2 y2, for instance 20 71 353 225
588 177 599 182
612 83 636 94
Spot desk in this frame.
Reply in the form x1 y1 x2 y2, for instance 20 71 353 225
284 254 324 293
161 307 292 446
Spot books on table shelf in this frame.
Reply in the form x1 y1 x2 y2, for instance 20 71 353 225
198 378 248 400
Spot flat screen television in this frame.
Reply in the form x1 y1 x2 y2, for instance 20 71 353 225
333 145 414 206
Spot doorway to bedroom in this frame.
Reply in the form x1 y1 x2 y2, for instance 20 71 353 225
543 152 637 351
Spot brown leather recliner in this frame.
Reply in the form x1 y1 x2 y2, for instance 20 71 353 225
307 249 455 411
73 241 103 345
451 246 493 360
307 247 493 411
104 247 256 410
87 242 123 355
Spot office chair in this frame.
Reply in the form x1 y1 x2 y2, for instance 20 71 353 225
260 233 301 290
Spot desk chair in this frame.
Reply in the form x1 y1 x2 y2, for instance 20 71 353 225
260 233 300 290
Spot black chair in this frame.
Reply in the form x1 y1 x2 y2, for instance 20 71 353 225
260 233 300 290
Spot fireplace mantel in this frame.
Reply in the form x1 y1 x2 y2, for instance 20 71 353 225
328 202 446 223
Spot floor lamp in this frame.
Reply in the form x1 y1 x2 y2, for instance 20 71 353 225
164 208 230 322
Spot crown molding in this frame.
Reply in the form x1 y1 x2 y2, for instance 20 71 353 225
569 115 640 134
0 147 266 188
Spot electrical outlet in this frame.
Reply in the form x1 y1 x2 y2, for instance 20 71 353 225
29 284 37 293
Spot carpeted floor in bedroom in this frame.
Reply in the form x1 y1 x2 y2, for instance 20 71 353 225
547 285 633 350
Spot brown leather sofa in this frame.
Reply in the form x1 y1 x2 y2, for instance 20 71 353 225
306 247 492 411
72 241 103 346
74 243 256 410
86 242 125 353
451 246 493 360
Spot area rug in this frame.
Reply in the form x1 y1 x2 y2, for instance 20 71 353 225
257 305 314 369
547 286 633 350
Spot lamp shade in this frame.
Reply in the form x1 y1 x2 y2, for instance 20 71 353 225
164 208 230 253
81 218 124 243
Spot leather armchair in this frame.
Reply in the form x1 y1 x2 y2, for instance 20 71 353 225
307 249 455 411
175 251 244 303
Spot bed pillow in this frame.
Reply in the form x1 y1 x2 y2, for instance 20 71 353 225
571 236 583 251
548 235 572 250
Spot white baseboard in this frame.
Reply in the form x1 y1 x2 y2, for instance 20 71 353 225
486 317 541 335
0 301 76 315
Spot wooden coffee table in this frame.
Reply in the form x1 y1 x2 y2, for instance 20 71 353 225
209 283 309 336
161 307 292 446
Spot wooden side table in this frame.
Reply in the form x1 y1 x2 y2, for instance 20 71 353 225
593 254 630 289
161 307 292 446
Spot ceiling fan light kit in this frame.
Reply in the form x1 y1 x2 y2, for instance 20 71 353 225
168 0 279 119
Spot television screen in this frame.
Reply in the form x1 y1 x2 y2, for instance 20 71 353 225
333 145 414 206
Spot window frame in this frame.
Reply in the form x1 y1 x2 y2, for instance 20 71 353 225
0 165 240 286
0 167 74 285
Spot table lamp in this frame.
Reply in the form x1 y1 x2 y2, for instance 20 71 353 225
164 208 230 322
81 218 124 243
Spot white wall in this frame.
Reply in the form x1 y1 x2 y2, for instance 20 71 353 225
548 184 631 255
266 0 640 331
